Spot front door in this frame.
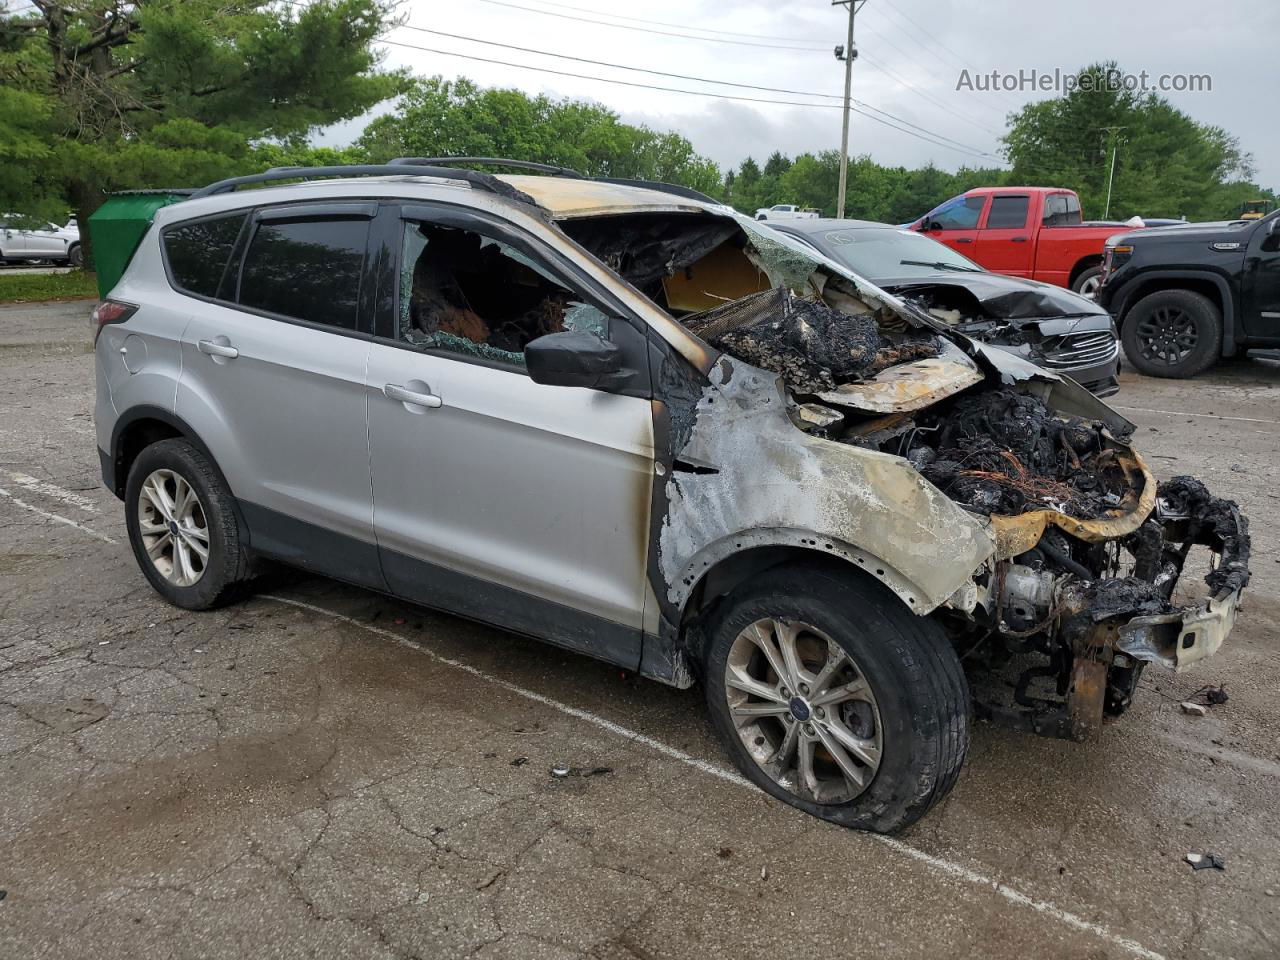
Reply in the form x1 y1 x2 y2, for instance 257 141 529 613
365 206 654 666
173 203 381 584
1243 215 1280 339
922 194 985 255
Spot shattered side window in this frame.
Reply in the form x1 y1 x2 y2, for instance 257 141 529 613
397 221 575 369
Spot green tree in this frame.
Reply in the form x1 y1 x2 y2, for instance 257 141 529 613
1003 61 1256 220
357 75 721 195
0 0 403 267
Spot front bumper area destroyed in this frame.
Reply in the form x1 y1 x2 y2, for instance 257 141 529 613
669 281 1249 742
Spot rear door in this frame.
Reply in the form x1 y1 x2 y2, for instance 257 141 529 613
364 202 654 665
0 218 26 257
921 194 985 253
173 202 382 584
974 193 1035 277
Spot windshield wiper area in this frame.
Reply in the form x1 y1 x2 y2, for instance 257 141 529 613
899 259 981 273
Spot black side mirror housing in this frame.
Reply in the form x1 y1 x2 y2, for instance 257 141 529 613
525 330 627 389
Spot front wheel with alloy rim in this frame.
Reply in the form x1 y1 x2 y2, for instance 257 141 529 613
125 439 251 609
703 565 969 833
1122 288 1222 378
1072 265 1103 299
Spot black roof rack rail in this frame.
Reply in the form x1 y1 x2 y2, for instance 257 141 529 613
391 156 721 206
391 156 585 178
187 164 540 208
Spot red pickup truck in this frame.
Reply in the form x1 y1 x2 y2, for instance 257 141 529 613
907 187 1132 297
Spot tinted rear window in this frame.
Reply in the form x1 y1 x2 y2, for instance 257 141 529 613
986 196 1030 229
237 218 368 329
163 214 246 298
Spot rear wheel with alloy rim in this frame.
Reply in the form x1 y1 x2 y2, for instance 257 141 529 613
1122 288 1221 378
125 438 251 609
703 564 969 833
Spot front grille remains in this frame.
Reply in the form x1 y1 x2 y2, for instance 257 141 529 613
1036 330 1119 369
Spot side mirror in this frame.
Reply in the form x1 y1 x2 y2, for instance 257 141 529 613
525 330 626 389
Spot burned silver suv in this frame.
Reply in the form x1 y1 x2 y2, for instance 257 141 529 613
95 159 1250 833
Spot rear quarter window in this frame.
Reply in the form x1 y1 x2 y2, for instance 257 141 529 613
162 213 248 298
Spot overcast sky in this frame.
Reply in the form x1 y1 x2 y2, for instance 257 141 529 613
319 0 1278 189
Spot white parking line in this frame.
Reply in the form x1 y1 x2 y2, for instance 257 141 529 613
3 470 99 513
1113 404 1280 427
0 486 116 543
263 593 1166 960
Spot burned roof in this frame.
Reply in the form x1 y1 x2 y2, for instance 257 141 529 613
496 175 717 219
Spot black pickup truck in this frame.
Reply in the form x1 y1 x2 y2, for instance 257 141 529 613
1097 210 1280 377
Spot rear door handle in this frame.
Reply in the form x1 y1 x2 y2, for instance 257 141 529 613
953 238 973 244
198 339 239 359
1010 236 1028 243
384 383 442 409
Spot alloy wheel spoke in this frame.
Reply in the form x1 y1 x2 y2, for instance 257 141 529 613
745 620 790 686
725 664 788 704
183 533 209 563
822 717 882 769
145 531 172 560
797 736 819 799
814 724 870 789
810 675 872 707
770 720 800 770
774 620 808 688
809 642 847 695
730 701 791 719
143 476 174 520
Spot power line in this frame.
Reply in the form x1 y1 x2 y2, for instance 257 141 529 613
378 36 997 160
469 0 826 51
489 0 826 44
859 53 1004 138
390 23 994 156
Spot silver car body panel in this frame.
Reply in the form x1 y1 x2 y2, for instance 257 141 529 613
366 340 653 627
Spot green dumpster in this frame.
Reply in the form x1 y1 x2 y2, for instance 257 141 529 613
88 190 193 298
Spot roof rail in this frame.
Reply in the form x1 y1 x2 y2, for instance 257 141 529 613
187 164 540 208
391 156 585 178
390 156 721 206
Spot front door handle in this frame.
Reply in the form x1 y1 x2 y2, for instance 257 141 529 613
953 237 973 243
384 382 442 409
198 339 239 359
1010 236 1028 243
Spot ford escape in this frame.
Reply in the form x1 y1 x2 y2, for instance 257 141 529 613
94 160 1250 833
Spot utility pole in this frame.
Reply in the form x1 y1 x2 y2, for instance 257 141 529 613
1099 126 1127 220
833 0 867 219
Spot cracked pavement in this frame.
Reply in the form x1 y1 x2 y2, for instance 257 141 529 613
1 300 1278 959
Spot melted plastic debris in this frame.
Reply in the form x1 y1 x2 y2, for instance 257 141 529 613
684 288 939 393
1157 476 1251 595
914 389 1130 518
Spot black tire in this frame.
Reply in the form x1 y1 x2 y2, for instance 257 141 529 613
124 438 250 610
66 244 83 269
1071 265 1103 298
702 564 969 833
1122 289 1222 378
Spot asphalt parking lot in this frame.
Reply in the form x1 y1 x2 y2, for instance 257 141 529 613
2 300 1278 960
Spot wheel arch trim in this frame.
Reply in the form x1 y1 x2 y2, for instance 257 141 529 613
1113 269 1239 355
673 528 939 624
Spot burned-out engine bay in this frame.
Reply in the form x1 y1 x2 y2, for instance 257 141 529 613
564 207 1250 741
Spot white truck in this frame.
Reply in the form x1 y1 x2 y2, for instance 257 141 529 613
754 203 820 221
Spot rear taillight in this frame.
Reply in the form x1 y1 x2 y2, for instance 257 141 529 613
91 300 137 344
